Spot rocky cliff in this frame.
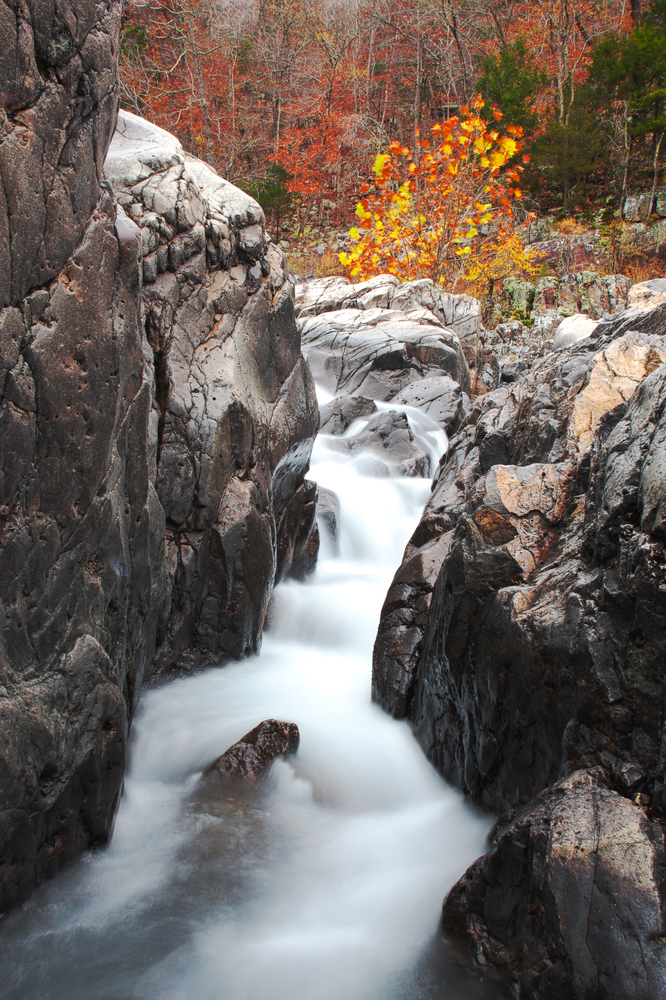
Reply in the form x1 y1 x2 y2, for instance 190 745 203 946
373 298 666 996
0 1 317 913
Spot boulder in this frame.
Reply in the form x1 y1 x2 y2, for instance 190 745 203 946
319 394 378 435
443 769 666 999
327 410 430 478
105 112 320 673
373 309 666 995
393 376 470 433
295 276 472 394
373 325 666 807
552 313 599 350
204 719 300 782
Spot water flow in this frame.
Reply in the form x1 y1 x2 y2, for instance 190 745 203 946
1 397 498 1000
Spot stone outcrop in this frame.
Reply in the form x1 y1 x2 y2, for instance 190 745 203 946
372 303 666 994
203 719 300 783
295 275 472 393
443 769 666 999
105 111 319 673
0 10 318 913
488 272 631 336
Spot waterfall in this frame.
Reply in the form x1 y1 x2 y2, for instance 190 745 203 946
1 391 497 1000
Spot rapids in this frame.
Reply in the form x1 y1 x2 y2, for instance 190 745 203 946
1 393 501 1000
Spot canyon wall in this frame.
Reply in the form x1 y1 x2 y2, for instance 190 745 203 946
0 0 317 913
373 304 666 997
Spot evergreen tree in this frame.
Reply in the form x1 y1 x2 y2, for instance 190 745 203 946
531 92 606 213
476 39 547 136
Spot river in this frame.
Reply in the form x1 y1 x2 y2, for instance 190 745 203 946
2 394 501 1000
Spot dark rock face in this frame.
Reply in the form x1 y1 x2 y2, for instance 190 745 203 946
443 769 666 1000
0 28 318 912
0 0 122 309
0 1 166 913
204 719 300 782
372 310 666 993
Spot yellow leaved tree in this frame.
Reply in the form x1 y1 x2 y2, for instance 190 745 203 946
340 97 536 292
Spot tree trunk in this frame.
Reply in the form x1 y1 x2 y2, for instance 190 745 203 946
648 132 664 216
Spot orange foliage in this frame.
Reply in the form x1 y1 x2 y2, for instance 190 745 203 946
340 98 534 289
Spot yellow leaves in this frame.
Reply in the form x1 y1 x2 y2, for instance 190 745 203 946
341 95 525 289
372 153 391 176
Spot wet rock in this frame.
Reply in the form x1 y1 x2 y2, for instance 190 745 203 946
204 720 300 782
316 487 341 550
443 769 666 999
373 307 666 993
319 394 378 435
373 325 666 812
295 276 471 396
393 376 470 433
106 112 319 674
329 410 430 478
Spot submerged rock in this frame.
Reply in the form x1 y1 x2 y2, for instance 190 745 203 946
319 394 378 435
327 410 430 478
204 720 300 782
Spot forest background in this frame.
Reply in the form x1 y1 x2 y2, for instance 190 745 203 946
119 0 666 293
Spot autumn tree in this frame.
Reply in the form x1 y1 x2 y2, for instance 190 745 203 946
340 98 533 290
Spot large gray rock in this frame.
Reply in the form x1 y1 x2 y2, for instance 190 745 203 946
0 2 166 913
393 376 470 434
106 112 319 674
373 326 666 806
0 45 318 913
443 769 666 999
373 311 666 995
295 276 472 394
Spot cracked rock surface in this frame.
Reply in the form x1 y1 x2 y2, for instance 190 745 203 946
443 769 666 1000
0 0 165 914
0 20 318 911
372 305 666 995
295 275 472 398
105 110 319 675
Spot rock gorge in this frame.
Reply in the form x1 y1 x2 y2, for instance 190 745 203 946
0 0 317 913
1 2 666 998
371 301 666 995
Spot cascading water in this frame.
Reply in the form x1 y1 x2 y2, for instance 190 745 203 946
1 391 502 1000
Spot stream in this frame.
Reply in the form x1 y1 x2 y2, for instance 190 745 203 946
1 394 501 1000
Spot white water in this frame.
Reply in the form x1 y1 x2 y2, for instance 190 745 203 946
1 395 496 1000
